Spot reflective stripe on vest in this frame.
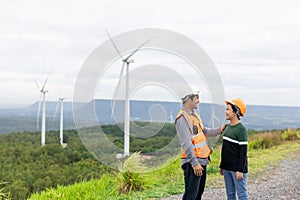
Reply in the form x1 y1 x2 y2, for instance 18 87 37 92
176 109 212 159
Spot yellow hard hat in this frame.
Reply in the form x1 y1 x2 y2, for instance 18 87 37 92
225 98 246 117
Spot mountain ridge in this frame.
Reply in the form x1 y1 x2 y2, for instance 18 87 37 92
0 99 299 133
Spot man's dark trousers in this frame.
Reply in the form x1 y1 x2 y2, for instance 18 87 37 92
182 163 207 200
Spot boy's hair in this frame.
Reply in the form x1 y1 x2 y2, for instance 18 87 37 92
229 103 241 120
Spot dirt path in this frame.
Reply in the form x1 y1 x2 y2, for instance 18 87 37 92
159 150 300 200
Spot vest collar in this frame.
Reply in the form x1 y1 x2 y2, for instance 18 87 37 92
181 106 196 115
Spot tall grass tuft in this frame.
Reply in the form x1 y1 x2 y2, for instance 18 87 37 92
0 183 11 200
115 152 154 194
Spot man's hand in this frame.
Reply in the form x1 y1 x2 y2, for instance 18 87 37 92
220 124 228 133
236 171 243 180
192 164 203 176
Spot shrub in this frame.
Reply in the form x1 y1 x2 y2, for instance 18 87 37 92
249 138 271 149
5 180 30 200
281 129 300 141
249 131 282 149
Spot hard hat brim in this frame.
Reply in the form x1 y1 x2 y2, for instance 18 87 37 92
225 100 235 105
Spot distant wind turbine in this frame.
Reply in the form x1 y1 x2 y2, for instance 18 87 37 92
168 111 174 123
35 73 51 146
106 29 154 157
53 97 67 148
211 107 220 128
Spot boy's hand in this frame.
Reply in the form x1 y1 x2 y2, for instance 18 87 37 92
236 171 243 180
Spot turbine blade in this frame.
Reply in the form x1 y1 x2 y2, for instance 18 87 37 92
41 70 53 91
34 80 41 91
36 93 42 130
213 115 220 122
105 29 124 60
53 100 60 121
124 36 155 61
111 62 125 116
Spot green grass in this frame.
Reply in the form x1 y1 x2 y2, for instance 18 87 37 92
29 130 300 200
30 175 118 200
29 156 184 200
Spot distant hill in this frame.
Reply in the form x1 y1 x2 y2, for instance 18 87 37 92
0 99 299 133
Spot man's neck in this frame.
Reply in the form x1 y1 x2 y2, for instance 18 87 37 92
183 105 193 112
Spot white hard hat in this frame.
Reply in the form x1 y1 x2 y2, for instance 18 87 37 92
181 91 200 101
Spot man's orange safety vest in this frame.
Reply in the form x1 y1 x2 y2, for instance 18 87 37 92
175 109 212 159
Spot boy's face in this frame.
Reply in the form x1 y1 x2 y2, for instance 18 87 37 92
225 104 236 120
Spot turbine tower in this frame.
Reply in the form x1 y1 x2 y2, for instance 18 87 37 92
106 30 154 157
211 105 220 128
35 74 51 146
168 111 174 123
54 97 67 147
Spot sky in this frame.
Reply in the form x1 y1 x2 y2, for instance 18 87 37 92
0 0 300 108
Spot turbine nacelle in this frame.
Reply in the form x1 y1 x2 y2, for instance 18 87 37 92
124 59 134 64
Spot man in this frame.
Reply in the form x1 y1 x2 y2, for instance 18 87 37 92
220 98 248 200
175 92 226 200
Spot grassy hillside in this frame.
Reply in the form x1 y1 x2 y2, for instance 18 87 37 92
27 129 300 200
0 123 177 200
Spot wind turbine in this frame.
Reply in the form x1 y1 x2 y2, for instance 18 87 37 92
211 105 220 128
35 73 51 146
53 97 67 148
106 30 154 157
168 111 174 123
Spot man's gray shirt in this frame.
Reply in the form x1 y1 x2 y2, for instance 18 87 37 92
175 107 221 167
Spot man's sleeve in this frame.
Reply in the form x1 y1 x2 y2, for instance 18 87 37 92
202 127 221 137
175 116 199 167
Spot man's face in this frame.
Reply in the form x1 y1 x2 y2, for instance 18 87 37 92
190 95 199 109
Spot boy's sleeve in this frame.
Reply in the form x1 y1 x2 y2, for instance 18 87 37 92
237 127 248 172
